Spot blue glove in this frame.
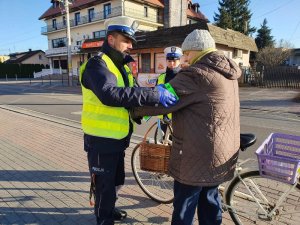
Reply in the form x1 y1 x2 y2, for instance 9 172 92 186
156 85 177 107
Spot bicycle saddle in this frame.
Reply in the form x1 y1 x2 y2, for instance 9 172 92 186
240 133 256 151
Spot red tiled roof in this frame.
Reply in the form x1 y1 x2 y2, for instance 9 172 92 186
186 8 208 22
144 0 164 8
39 0 164 20
39 0 102 20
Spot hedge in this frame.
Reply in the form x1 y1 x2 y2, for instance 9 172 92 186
0 63 48 78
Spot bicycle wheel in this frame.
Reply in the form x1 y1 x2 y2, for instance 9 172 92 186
154 122 172 145
131 143 174 204
225 170 300 225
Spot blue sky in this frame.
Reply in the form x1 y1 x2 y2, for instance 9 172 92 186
0 0 299 55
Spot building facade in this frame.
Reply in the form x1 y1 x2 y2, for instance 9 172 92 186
39 0 206 76
0 55 9 63
287 48 300 66
5 50 49 66
39 0 257 85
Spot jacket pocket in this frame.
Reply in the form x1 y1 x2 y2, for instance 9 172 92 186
169 136 183 175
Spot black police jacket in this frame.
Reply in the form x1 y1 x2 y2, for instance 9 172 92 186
81 41 160 153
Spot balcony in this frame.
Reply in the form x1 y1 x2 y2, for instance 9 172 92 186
45 45 81 57
41 6 122 34
124 8 163 24
41 6 163 34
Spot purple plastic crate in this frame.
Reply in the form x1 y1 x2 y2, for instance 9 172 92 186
256 133 300 184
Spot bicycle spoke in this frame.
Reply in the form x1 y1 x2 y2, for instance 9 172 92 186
131 144 174 203
226 170 300 225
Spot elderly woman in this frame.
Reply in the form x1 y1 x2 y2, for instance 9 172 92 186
131 29 241 225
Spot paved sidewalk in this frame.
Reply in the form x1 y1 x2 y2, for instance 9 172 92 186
0 107 235 225
0 82 299 224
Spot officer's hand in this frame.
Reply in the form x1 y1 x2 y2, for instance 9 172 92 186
156 85 177 108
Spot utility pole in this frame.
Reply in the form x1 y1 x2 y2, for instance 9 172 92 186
55 0 73 86
65 0 72 86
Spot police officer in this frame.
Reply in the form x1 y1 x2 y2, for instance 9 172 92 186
156 46 183 86
80 16 178 225
156 46 183 135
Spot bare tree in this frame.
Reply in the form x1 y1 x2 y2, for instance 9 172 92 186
277 39 295 48
256 46 292 66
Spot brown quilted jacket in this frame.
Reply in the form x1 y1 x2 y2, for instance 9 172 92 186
132 51 241 186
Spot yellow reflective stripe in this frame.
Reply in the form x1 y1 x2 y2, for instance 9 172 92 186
82 111 128 125
82 117 128 131
83 104 128 120
157 73 171 119
102 54 125 87
82 121 128 139
157 73 166 85
157 113 172 119
125 65 134 87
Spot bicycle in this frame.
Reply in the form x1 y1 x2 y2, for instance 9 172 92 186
131 123 300 224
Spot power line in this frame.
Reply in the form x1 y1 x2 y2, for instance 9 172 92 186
252 0 296 21
0 36 45 49
289 20 300 42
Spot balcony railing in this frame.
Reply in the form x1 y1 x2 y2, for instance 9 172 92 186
124 8 162 24
41 6 163 34
45 45 81 56
41 6 122 34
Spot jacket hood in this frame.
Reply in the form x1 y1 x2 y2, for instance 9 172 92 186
199 51 241 80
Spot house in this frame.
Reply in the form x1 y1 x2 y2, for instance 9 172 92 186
125 22 257 86
0 55 9 63
39 0 257 83
5 49 49 66
286 48 300 66
39 0 207 75
208 24 258 67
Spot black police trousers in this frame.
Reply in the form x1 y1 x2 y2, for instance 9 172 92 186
88 150 125 225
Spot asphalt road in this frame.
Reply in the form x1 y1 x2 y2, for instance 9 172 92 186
1 81 299 161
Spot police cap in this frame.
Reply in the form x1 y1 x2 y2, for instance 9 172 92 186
164 46 183 60
104 16 139 43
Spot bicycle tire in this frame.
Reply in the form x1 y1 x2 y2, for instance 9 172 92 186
225 170 300 225
154 123 172 144
131 143 174 204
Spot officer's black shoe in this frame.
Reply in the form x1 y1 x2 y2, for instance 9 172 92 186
113 208 127 221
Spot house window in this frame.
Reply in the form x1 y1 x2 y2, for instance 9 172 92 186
52 1 59 8
75 12 80 25
52 19 57 29
141 53 151 73
104 3 111 19
93 30 106 39
144 6 148 17
88 8 94 22
52 38 67 48
63 16 66 26
39 55 42 60
76 41 82 46
234 49 243 58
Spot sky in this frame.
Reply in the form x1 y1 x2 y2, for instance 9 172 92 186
0 0 299 55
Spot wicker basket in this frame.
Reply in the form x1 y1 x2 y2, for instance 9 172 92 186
139 123 171 173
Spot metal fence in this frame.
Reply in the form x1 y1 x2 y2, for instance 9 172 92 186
242 66 300 89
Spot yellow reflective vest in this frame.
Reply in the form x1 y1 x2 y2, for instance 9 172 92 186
156 73 172 119
80 53 134 139
157 73 166 85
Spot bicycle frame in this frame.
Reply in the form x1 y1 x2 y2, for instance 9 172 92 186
135 122 300 223
223 158 300 220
